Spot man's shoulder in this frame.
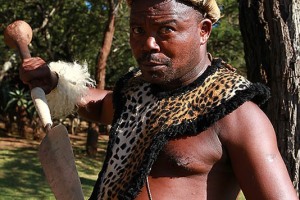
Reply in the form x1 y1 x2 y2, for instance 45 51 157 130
216 101 274 144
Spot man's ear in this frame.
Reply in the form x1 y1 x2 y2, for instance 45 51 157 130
199 19 212 45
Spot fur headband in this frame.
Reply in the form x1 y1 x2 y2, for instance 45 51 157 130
126 0 221 24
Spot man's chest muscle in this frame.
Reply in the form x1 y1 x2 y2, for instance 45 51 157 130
151 128 224 176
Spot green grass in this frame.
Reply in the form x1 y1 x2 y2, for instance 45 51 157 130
0 135 107 200
0 134 246 200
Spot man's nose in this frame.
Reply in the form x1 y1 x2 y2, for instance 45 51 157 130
143 36 160 52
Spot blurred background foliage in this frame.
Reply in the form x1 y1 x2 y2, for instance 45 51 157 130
0 0 245 197
0 0 244 135
209 0 246 74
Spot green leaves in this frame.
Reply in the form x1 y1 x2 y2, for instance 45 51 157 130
5 88 34 113
208 0 246 75
0 0 244 103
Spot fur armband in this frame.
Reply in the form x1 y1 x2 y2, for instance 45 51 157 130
46 61 95 118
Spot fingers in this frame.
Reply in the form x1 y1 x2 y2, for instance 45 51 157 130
22 57 46 70
19 63 49 84
19 57 55 94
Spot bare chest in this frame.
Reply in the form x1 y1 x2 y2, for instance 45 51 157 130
135 128 239 200
150 127 227 176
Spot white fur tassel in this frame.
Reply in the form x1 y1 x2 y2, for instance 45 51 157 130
46 61 95 118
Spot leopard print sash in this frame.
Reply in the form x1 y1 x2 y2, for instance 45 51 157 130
90 59 270 200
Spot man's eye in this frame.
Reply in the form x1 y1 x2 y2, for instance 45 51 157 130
132 27 144 34
159 27 174 34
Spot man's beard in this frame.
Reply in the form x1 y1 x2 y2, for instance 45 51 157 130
136 53 176 86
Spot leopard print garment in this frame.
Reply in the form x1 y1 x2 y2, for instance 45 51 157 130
90 59 270 200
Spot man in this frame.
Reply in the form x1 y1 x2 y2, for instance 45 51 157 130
20 0 298 199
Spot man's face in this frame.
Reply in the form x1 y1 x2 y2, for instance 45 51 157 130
130 0 209 89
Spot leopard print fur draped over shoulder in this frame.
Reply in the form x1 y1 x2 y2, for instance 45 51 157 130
90 58 270 200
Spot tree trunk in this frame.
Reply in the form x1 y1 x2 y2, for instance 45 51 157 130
86 122 99 157
16 106 27 138
86 0 120 156
239 0 300 194
96 0 118 89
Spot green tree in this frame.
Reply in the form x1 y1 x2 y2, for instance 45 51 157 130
0 0 118 137
0 0 135 153
209 0 246 74
105 4 136 87
1 0 245 154
87 0 123 156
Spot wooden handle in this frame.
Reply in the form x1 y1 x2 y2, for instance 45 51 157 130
17 42 31 60
4 21 52 129
31 87 53 128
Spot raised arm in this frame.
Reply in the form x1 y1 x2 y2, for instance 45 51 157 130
20 57 114 125
218 101 298 200
77 88 114 124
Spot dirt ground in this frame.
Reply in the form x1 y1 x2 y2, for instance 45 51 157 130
0 121 108 151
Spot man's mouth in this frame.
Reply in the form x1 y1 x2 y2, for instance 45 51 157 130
137 53 171 69
140 62 168 72
142 61 166 67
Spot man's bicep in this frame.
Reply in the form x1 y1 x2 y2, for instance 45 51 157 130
78 88 114 124
99 91 114 124
219 101 297 199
